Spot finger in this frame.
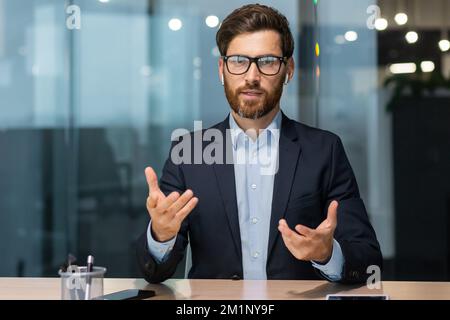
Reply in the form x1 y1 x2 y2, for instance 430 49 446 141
278 219 290 229
145 167 161 195
278 225 305 256
156 191 180 213
174 197 199 222
147 192 158 209
278 219 289 234
295 224 314 237
167 189 194 217
278 219 299 240
278 226 293 247
326 200 339 228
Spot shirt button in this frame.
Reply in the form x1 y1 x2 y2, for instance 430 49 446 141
251 184 257 190
251 217 258 224
252 251 260 259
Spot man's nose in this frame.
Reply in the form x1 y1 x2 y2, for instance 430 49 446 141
244 61 261 84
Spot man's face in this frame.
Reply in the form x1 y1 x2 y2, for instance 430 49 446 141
219 30 293 120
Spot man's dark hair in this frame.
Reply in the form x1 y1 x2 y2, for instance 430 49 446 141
216 3 295 58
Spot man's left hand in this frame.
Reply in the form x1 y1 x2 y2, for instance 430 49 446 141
278 200 338 263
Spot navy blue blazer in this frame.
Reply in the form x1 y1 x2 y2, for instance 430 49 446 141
136 112 382 283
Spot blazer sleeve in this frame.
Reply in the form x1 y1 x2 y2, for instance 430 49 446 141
136 144 190 284
325 135 383 284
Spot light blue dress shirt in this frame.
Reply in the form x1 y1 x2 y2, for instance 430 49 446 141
147 110 344 281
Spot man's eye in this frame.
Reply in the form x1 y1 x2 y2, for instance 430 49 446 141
259 57 277 66
231 57 247 64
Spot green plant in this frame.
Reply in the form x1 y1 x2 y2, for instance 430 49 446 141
383 66 450 112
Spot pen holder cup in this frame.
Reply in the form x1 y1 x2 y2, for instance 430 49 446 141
59 266 107 300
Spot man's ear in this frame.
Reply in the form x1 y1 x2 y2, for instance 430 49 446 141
286 57 295 82
218 58 224 85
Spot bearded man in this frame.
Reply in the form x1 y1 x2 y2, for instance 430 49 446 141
136 4 382 284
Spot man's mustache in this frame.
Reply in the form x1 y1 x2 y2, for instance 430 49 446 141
236 85 266 95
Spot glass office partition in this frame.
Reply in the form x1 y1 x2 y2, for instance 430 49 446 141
0 0 298 277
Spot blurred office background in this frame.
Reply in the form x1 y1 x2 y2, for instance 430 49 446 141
0 0 449 280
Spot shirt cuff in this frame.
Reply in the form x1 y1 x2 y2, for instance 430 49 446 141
146 221 177 264
311 239 344 282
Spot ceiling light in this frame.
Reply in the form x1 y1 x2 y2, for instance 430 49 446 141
344 31 358 42
389 62 416 74
168 18 182 31
438 39 450 52
375 18 388 31
394 13 408 25
420 61 435 73
205 15 219 28
405 31 418 44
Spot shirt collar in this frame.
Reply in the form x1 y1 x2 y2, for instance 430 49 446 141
229 109 282 150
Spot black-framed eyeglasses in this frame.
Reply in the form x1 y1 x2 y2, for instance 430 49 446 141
222 55 287 76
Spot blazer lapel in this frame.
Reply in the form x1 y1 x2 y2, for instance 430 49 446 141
212 117 242 261
267 113 302 260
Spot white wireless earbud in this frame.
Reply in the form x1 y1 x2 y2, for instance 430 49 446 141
221 74 224 86
284 74 289 85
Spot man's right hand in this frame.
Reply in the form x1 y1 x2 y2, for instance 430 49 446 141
145 167 198 242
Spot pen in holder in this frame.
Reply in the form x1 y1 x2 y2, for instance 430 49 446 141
59 263 106 300
84 255 94 300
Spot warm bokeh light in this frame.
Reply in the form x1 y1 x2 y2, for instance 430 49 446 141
394 13 408 25
389 62 416 74
405 31 418 44
205 15 219 28
344 31 358 42
438 39 450 52
420 61 435 73
168 18 183 31
375 18 388 31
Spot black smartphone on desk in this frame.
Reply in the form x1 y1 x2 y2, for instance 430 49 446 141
326 294 389 300
93 289 155 300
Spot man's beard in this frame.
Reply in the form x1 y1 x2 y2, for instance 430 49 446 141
224 76 284 120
